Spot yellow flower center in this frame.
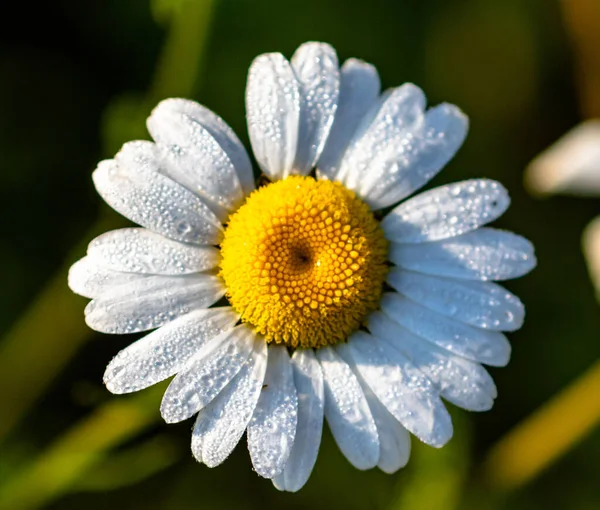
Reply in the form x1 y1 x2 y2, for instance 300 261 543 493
219 176 388 348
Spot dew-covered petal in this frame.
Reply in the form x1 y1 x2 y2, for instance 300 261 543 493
160 325 256 423
316 347 379 470
192 337 268 467
104 307 239 394
273 349 324 493
246 53 300 180
93 141 222 245
381 293 511 366
87 228 219 275
370 394 411 473
147 99 246 221
344 331 453 447
317 58 381 180
368 311 497 412
389 228 537 281
336 343 411 473
387 268 525 331
68 256 147 299
248 346 298 478
84 274 225 334
355 103 469 209
290 42 339 174
149 98 254 195
339 84 426 191
381 179 510 243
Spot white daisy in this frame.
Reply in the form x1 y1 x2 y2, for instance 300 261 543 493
69 41 536 492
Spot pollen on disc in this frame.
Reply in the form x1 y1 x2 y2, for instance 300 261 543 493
219 176 388 348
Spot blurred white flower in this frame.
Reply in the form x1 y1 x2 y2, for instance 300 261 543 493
525 120 600 294
583 218 600 296
526 120 600 196
69 41 536 491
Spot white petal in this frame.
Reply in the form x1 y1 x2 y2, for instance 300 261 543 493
160 325 255 423
147 100 246 221
104 307 238 394
344 332 453 447
93 141 222 245
248 346 298 478
381 293 511 366
336 344 411 473
191 337 268 467
371 396 412 473
368 311 497 412
317 58 381 180
381 179 510 243
88 228 219 275
290 42 340 173
68 256 146 299
149 98 254 196
272 349 324 493
367 391 411 473
583 216 600 295
525 120 600 196
387 268 524 331
316 347 379 470
339 84 426 191
389 227 537 281
356 103 469 209
246 53 300 180
84 273 225 334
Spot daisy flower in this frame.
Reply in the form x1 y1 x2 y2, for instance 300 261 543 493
69 41 536 491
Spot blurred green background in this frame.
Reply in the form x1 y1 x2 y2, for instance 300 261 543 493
0 0 599 509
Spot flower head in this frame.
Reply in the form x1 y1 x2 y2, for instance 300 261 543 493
69 41 536 491
220 176 388 348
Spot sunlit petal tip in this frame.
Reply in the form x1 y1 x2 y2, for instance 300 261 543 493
344 332 453 448
191 337 268 467
389 228 536 282
246 52 300 180
83 274 225 335
248 345 298 479
317 57 380 180
159 325 257 424
91 144 223 246
291 42 340 173
317 347 379 470
335 341 412 472
368 311 498 412
88 228 220 275
381 292 512 367
103 308 239 395
382 179 510 244
273 349 324 492
386 268 525 331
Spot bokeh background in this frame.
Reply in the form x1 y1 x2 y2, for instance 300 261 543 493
1 0 599 509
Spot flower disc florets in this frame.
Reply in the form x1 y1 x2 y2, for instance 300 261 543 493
219 176 388 348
